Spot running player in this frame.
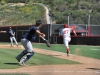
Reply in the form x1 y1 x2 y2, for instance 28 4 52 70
0 27 18 47
16 20 45 66
60 24 77 56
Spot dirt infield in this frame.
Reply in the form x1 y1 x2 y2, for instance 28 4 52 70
0 44 100 75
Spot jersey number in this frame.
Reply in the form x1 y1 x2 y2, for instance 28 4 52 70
64 30 69 34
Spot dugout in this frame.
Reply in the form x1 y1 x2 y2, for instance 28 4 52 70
50 24 100 45
0 24 100 45
51 36 100 45
51 24 87 44
0 24 50 43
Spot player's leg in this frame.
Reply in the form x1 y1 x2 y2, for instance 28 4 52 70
19 52 34 65
63 39 69 55
12 37 18 46
66 47 70 56
10 37 13 46
67 37 71 56
63 37 71 56
19 38 34 65
16 50 27 62
16 38 29 62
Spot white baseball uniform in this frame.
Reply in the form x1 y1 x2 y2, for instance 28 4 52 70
60 28 72 47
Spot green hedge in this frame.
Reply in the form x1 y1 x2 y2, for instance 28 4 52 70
0 3 45 26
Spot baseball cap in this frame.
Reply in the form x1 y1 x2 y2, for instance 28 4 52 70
36 20 42 26
64 24 68 28
9 27 12 29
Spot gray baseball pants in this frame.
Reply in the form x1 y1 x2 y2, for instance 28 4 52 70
16 38 34 63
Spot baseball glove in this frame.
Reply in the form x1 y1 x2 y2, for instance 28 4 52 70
12 34 15 37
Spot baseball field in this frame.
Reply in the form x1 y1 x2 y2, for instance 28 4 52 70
0 43 100 75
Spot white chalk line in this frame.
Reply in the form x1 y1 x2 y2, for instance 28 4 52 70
90 48 100 51
0 70 100 73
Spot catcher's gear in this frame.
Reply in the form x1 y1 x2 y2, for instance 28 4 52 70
41 36 51 47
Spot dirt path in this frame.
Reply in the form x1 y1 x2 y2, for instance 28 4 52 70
0 44 100 75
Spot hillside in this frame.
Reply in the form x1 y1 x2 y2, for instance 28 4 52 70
0 2 45 26
0 0 100 26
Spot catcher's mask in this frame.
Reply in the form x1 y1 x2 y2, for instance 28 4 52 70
64 24 68 28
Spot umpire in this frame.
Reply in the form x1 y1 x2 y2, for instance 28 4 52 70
16 20 45 66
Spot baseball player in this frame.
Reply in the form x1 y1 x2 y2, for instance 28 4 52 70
60 24 77 56
0 27 18 47
16 20 45 66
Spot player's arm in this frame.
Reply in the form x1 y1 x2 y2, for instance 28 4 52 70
0 30 6 33
36 30 45 37
72 28 77 36
12 31 15 36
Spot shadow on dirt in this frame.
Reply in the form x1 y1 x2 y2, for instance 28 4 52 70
87 68 100 70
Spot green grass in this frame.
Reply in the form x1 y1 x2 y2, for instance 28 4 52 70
32 43 100 59
0 48 79 69
70 45 100 59
0 42 100 59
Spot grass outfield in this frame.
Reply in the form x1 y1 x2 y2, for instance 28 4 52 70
32 43 100 59
0 48 79 69
0 42 100 59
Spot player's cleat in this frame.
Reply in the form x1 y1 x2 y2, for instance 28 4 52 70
19 62 28 66
17 45 18 47
10 45 13 47
67 51 70 56
67 54 69 56
16 56 21 62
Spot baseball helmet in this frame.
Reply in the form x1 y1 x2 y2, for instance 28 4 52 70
64 24 68 28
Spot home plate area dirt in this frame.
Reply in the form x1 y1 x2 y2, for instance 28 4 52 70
0 44 100 75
